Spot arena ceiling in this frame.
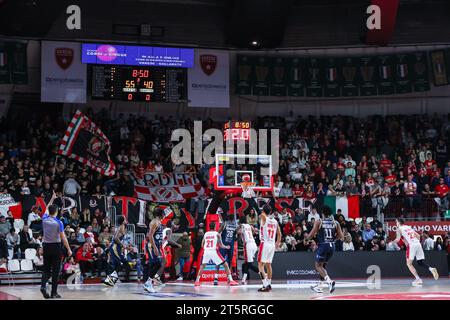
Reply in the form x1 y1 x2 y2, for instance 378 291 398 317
0 0 449 48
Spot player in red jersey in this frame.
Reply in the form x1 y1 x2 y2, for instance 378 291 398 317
257 206 281 292
194 221 238 287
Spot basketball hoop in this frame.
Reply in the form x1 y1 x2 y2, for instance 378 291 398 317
240 181 256 198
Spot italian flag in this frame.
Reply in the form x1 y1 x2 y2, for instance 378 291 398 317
324 195 360 219
0 194 22 219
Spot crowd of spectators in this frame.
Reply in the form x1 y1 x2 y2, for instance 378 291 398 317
1 109 449 217
1 108 450 277
239 206 449 254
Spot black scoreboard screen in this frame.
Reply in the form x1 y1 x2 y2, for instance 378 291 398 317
90 65 187 103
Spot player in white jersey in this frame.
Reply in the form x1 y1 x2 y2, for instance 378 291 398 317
194 221 239 287
154 222 181 286
238 216 259 284
393 218 439 286
257 206 281 292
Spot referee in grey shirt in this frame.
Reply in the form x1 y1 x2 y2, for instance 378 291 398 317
40 193 72 299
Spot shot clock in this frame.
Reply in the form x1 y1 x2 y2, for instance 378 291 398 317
91 65 187 103
223 121 251 142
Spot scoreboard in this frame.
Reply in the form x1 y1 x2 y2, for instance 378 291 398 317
223 121 251 141
90 65 187 102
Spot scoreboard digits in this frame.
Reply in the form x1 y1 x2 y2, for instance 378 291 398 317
122 68 156 101
91 65 187 103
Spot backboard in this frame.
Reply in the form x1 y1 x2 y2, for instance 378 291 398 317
214 153 273 192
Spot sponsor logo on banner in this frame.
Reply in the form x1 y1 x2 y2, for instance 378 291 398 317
41 41 87 103
386 221 450 239
55 48 74 70
286 269 319 276
200 54 217 76
188 49 229 108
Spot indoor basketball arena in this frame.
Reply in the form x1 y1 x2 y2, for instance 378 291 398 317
0 0 449 310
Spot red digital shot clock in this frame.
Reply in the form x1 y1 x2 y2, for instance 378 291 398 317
223 121 251 141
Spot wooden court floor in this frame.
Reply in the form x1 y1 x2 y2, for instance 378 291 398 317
1 278 449 300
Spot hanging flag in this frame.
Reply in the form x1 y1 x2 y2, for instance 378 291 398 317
324 58 340 97
133 172 204 202
398 64 408 78
430 50 449 86
341 57 359 97
378 56 395 95
394 54 412 94
327 68 337 81
411 52 430 92
0 52 6 67
57 110 116 176
381 65 391 79
324 195 360 220
287 57 304 97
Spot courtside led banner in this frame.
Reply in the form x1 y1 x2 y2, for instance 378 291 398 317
81 43 194 68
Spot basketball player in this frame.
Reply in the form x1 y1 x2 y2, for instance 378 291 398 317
143 207 165 293
154 221 181 285
194 221 238 286
239 215 259 285
213 213 238 285
103 216 129 287
306 205 343 294
257 206 281 292
393 218 439 286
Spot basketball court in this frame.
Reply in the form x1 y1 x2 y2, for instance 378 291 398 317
1 278 449 300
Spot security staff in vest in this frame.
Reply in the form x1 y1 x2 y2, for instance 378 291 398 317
40 192 72 299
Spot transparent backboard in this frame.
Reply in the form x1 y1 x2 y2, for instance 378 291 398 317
214 153 273 191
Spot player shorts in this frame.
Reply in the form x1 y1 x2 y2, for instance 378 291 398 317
406 243 425 261
258 242 275 264
244 242 258 263
202 249 226 265
315 243 335 263
219 243 234 265
147 246 163 265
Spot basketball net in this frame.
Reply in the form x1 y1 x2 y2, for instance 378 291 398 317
240 181 256 198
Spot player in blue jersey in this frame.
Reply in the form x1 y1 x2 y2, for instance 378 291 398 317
143 207 164 293
305 205 343 294
103 215 130 286
214 213 238 285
